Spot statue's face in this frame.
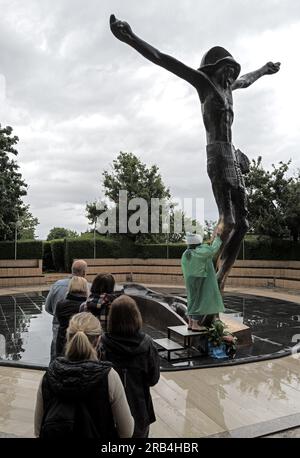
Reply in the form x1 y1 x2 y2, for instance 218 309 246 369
225 65 236 85
213 64 236 88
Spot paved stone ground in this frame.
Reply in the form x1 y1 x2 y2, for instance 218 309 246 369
265 427 300 438
0 431 19 438
0 284 299 438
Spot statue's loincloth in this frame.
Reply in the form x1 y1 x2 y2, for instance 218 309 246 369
206 142 249 189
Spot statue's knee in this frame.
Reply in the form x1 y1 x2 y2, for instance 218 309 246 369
223 220 235 235
223 216 235 231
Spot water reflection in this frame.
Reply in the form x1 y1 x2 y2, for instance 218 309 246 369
224 293 300 348
163 353 300 435
0 291 51 364
0 290 299 368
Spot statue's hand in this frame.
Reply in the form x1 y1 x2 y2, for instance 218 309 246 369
263 61 281 74
110 14 133 43
217 221 225 235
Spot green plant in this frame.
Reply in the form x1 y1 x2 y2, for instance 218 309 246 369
206 319 237 358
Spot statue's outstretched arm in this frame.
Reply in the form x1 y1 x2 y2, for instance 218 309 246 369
110 14 202 88
232 61 280 90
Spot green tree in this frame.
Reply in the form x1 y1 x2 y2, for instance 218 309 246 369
0 125 28 240
204 219 217 240
244 157 300 239
18 205 39 240
47 227 79 241
284 175 300 242
103 152 170 203
87 152 204 243
91 152 172 242
86 201 106 227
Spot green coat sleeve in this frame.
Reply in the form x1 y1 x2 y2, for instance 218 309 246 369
181 237 222 279
210 236 222 255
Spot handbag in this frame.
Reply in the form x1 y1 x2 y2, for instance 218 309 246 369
208 342 229 359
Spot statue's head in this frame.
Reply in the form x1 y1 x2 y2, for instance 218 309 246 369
199 46 241 82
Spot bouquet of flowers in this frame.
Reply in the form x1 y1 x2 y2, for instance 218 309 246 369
206 319 237 359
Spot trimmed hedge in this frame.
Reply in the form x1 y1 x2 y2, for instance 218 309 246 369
137 239 300 261
65 239 185 268
43 241 54 271
134 243 186 259
40 237 300 273
51 239 66 272
65 237 122 272
237 238 300 261
0 240 43 259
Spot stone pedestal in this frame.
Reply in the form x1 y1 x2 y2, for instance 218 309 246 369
220 313 252 346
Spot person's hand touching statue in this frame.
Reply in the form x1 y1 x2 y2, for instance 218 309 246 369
209 221 225 244
110 14 134 43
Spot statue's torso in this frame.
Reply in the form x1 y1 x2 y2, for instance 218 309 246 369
198 85 234 145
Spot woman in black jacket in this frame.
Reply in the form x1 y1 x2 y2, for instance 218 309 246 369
55 276 89 357
34 312 134 438
101 295 160 438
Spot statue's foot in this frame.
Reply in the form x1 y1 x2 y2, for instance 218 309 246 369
191 319 205 332
220 279 226 292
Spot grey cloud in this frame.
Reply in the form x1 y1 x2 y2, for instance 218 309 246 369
0 0 299 238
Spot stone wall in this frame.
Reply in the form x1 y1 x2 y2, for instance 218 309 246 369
82 258 300 291
0 259 44 287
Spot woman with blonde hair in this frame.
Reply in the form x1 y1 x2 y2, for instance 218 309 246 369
34 312 134 438
55 276 89 357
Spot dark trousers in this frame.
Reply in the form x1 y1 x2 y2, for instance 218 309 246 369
133 424 150 438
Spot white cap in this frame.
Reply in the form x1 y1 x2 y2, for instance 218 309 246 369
186 232 203 245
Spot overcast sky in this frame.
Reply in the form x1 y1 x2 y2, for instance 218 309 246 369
0 0 299 239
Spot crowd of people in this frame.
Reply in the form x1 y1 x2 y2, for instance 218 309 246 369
36 261 160 439
36 228 227 439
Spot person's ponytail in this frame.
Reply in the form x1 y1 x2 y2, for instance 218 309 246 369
65 312 101 361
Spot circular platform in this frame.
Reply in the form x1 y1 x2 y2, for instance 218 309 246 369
0 289 299 371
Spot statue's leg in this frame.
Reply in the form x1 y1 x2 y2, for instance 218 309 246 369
211 181 235 239
217 187 249 290
210 181 235 273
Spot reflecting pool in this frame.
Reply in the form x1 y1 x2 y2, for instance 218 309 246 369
0 290 299 370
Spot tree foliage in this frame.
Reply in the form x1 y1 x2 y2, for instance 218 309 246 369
204 219 217 240
47 227 79 241
86 201 106 226
87 152 204 243
18 205 39 240
0 124 38 241
87 152 174 242
284 173 300 242
245 157 300 241
102 151 170 202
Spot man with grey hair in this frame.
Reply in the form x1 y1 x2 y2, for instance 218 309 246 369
45 259 88 361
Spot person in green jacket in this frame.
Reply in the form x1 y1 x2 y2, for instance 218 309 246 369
181 228 225 331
